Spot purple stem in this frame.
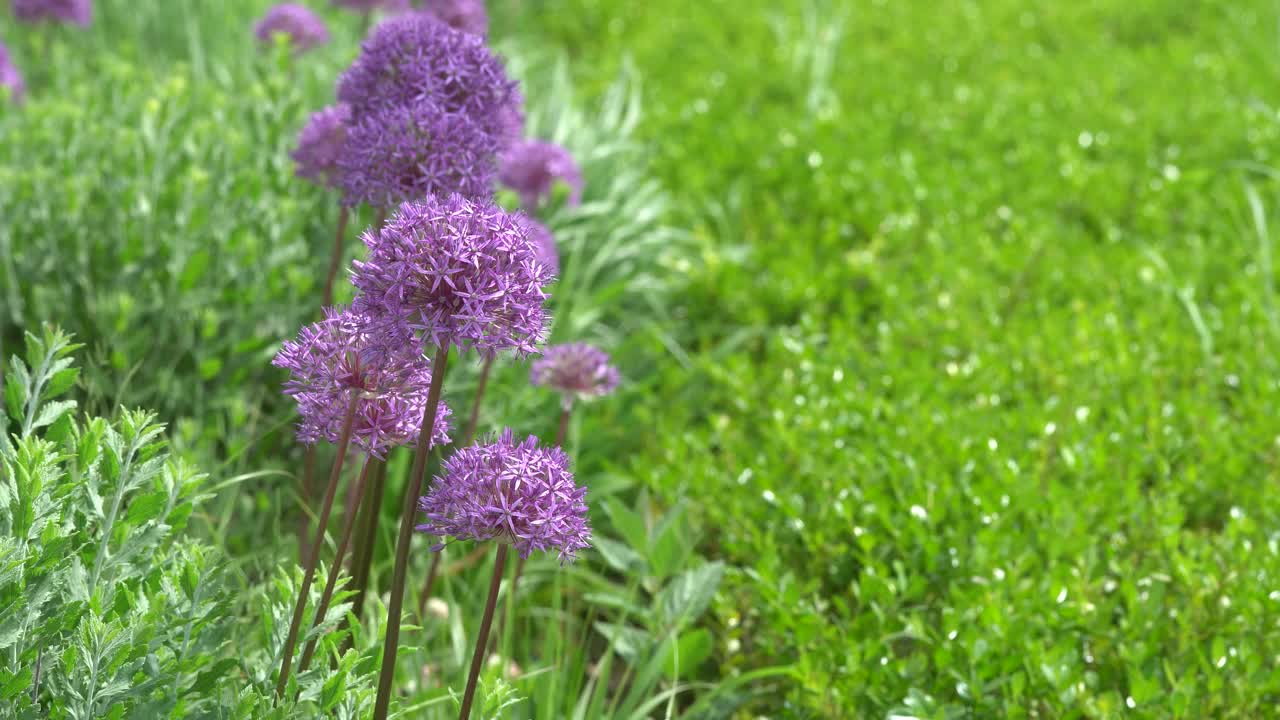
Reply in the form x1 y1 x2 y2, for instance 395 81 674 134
459 544 508 720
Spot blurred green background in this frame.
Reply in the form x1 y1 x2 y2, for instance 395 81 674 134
5 0 1280 716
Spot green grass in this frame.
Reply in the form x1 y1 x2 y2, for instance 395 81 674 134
6 0 1280 716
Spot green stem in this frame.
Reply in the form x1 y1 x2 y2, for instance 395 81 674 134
275 394 359 698
372 345 450 720
322 204 350 307
350 458 386 628
462 355 494 445
459 545 508 720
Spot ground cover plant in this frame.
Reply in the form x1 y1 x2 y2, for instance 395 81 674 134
5 0 1280 718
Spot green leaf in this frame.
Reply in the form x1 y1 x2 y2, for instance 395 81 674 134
45 367 80 399
124 491 168 527
0 668 31 700
594 621 651 661
4 360 28 421
661 628 713 678
656 562 724 631
188 658 239 696
603 498 648 554
30 400 76 433
593 536 644 572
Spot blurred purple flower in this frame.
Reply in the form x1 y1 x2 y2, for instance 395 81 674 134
0 43 24 105
416 428 590 561
337 98 498 207
531 343 619 409
12 0 91 26
273 305 451 457
499 140 583 210
518 216 558 276
292 104 351 189
333 0 410 11
336 13 519 146
420 0 487 36
351 194 552 358
255 3 332 52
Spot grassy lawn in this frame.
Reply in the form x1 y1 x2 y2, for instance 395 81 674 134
5 0 1280 717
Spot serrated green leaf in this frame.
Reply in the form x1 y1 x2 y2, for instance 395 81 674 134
30 400 76 433
188 657 239 696
661 628 713 678
5 360 28 421
45 367 80 400
0 667 32 700
593 536 644 572
123 491 167 527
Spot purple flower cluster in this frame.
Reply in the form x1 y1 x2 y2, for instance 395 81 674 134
531 343 619 408
0 43 23 105
255 3 332 53
352 194 552 357
273 306 451 457
420 0 488 36
12 0 91 26
292 104 351 188
338 99 497 207
337 14 519 144
518 216 558 276
416 429 591 561
499 140 583 210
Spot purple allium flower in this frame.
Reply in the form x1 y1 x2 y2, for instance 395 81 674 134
518 216 558 276
420 0 488 36
531 343 619 409
273 306 451 457
12 0 91 26
332 0 410 10
415 428 590 561
352 195 553 358
337 99 498 207
255 3 332 52
499 140 584 210
292 104 351 188
336 13 519 147
0 43 24 105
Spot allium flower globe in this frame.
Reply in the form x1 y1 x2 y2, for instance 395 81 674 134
531 343 619 408
292 104 351 188
338 99 498 207
518 216 559 276
255 3 332 52
0 43 24 105
421 0 488 36
12 0 91 25
499 140 584 210
336 13 519 146
416 429 591 561
332 0 410 10
352 194 553 358
273 306 451 457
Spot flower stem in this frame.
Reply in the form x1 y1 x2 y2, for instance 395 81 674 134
298 445 317 564
322 205 350 307
276 393 359 698
555 405 571 447
299 453 374 673
417 551 442 619
416 355 494 619
459 544 508 720
344 457 386 650
462 354 494 445
372 344 451 720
